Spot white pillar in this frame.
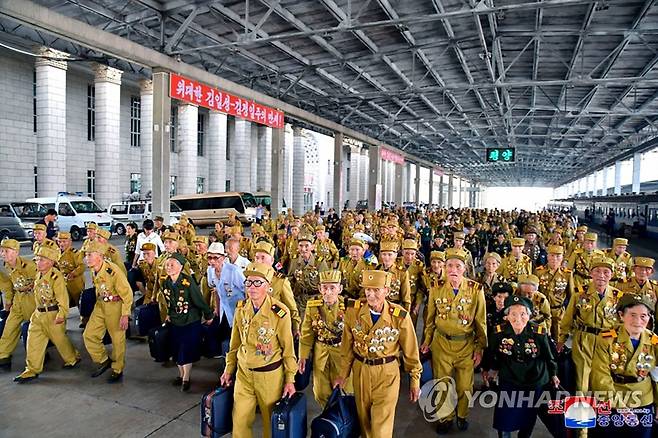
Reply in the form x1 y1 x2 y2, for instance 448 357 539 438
632 152 642 193
332 132 343 211
415 163 421 205
176 103 198 195
368 145 382 211
394 163 403 205
359 149 368 202
614 161 622 195
429 171 435 205
257 126 272 192
233 119 252 192
601 166 608 196
93 64 123 206
250 125 258 191
139 79 153 196
208 111 227 192
349 146 361 205
271 127 284 217
292 126 305 214
36 47 68 196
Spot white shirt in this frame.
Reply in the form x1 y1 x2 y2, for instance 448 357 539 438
134 231 165 262
226 255 250 272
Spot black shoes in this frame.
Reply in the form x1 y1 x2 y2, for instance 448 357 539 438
436 419 453 435
63 358 81 369
181 380 191 392
14 374 38 384
171 376 183 386
456 417 469 431
91 359 111 377
107 371 123 383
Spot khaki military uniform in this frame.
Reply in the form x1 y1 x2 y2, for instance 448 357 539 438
137 259 158 304
338 257 375 299
0 257 37 360
190 253 212 306
239 237 253 260
271 272 302 334
57 247 85 307
281 236 299 271
559 284 623 392
82 261 133 374
339 299 422 438
422 277 487 422
225 296 297 438
618 278 658 309
518 290 552 334
376 263 412 311
606 249 634 285
476 272 505 297
400 259 423 314
535 265 575 340
498 254 533 283
18 267 79 378
105 244 128 276
315 238 340 269
565 239 584 259
288 254 328 312
567 249 606 290
299 296 353 406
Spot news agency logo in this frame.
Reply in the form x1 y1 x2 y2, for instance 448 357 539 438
549 396 653 429
418 377 459 422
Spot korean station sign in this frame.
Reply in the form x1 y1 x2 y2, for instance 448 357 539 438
169 73 285 129
486 147 515 163
380 148 405 165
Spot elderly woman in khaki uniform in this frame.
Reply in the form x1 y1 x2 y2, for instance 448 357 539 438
220 262 297 438
334 270 422 438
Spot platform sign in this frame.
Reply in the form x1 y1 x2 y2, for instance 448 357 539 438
380 148 405 165
169 73 284 129
486 147 515 163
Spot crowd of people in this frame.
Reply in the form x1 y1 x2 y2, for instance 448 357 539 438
1 205 658 437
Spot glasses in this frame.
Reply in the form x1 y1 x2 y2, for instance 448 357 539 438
207 255 223 260
244 279 266 287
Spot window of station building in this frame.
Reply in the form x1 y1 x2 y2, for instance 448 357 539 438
33 166 37 197
170 176 177 196
225 180 231 191
32 70 37 133
130 96 141 147
327 160 331 175
346 168 351 192
87 85 95 141
197 113 205 157
130 173 141 194
226 116 233 160
87 170 96 199
170 106 177 152
196 177 205 194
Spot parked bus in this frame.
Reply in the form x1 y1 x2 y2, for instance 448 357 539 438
171 192 257 227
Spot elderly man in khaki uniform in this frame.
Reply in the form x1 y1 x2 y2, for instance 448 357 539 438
558 257 623 392
451 232 475 278
376 241 412 311
606 237 633 285
314 225 340 268
288 233 329 313
566 225 588 259
298 270 353 407
338 238 375 299
335 270 422 438
82 241 133 383
56 231 85 307
618 256 658 308
420 248 487 433
498 237 533 284
515 274 552 334
398 239 424 317
31 223 48 255
136 243 158 305
14 244 80 383
535 244 574 341
220 262 297 438
567 232 605 291
0 239 37 370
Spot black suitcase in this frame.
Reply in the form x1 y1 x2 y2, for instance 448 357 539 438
0 309 9 338
134 304 160 337
557 346 575 394
420 350 433 387
311 388 359 438
201 317 222 358
200 385 234 437
294 354 312 391
148 324 171 362
271 392 307 438
79 287 96 318
20 320 29 349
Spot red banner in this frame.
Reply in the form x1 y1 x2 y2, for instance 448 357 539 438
380 148 405 165
169 73 284 129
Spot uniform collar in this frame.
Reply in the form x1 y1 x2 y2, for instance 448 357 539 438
358 300 392 332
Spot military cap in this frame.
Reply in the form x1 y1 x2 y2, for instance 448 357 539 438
57 231 71 240
430 251 446 262
178 217 189 226
453 231 465 240
36 245 60 262
33 224 46 232
167 252 187 266
584 232 598 241
86 222 98 230
483 252 501 263
634 257 655 269
298 233 314 244
402 239 418 251
511 237 526 247
251 224 264 233
227 211 237 218
445 248 467 262
229 226 242 235
315 225 326 232
84 241 107 254
349 238 366 249
154 216 164 222
616 294 653 313
492 282 513 295
0 239 20 251
504 295 533 313
97 228 111 240
361 270 392 288
141 242 157 252
518 274 540 287
380 241 399 253
435 232 446 239
162 230 179 241
576 225 588 233
547 245 564 255
524 226 538 235
41 239 58 250
192 235 209 246
590 257 614 271
244 262 275 283
613 238 628 247
253 241 275 257
319 270 342 284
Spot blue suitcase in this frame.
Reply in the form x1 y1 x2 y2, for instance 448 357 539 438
0 309 9 338
20 320 29 349
420 351 433 387
200 385 234 437
134 304 160 337
271 392 307 438
148 324 171 362
311 388 359 438
294 354 312 391
79 287 96 318
201 317 223 358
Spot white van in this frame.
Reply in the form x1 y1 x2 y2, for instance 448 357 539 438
27 192 113 241
108 200 182 235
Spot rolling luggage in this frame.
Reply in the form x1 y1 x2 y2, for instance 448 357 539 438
200 385 234 437
294 354 312 391
201 317 222 358
420 350 433 387
79 287 96 318
310 388 359 438
0 309 9 338
557 346 575 394
20 320 29 349
134 304 160 337
271 392 307 438
148 324 171 362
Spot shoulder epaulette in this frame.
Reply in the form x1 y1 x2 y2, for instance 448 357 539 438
531 324 546 335
275 271 284 278
347 298 362 309
535 266 546 272
108 247 116 254
236 299 244 308
306 299 323 308
106 266 114 275
389 305 408 319
272 303 287 318
601 329 617 338
563 268 572 273
652 334 658 345
181 276 191 287
494 323 505 334
50 271 56 279
651 280 658 286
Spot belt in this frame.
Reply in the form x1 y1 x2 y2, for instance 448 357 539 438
578 325 602 335
250 359 282 372
436 330 472 341
354 354 397 366
37 305 59 313
321 338 342 347
101 295 122 302
612 374 644 384
550 305 564 310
